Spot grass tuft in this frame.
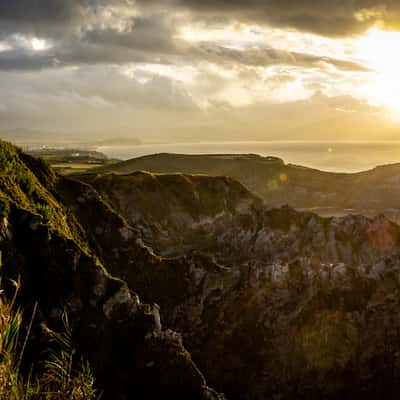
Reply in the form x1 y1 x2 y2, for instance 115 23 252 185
0 276 97 399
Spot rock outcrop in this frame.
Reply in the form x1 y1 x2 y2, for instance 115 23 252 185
4 140 400 400
0 141 222 400
80 170 400 400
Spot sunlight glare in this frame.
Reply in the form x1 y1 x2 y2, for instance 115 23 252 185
357 29 400 122
31 38 51 51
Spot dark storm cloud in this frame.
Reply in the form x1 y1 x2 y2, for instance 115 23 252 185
0 3 185 70
83 14 179 53
0 0 87 38
0 0 132 24
0 18 185 70
0 3 368 72
138 0 400 36
0 0 398 39
0 0 83 22
0 0 135 38
0 0 396 71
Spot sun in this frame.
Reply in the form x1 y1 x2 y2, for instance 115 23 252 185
356 28 400 122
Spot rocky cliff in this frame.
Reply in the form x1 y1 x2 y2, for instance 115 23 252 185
80 170 400 400
3 141 400 399
0 141 222 400
93 153 400 221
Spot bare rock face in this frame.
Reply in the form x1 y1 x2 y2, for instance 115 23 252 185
79 171 400 400
102 285 140 321
82 172 264 260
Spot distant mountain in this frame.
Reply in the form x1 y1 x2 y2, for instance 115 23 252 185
94 153 400 220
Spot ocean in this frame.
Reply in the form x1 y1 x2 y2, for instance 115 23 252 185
97 141 400 173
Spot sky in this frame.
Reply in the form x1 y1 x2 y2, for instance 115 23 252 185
1 0 400 145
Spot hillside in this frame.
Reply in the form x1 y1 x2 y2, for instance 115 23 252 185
0 141 222 400
79 171 264 258
93 153 400 220
4 141 400 399
80 170 400 399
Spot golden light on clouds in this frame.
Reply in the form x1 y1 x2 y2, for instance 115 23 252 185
179 23 348 58
178 24 264 48
356 28 400 122
179 24 400 123
4 0 400 143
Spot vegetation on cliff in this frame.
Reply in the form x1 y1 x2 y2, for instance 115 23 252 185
0 140 222 400
0 276 97 399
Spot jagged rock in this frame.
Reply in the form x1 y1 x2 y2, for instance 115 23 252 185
6 141 400 399
0 216 12 240
152 303 162 333
78 169 400 400
0 141 224 400
103 285 139 321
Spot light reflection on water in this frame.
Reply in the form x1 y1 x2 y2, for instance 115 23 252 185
98 141 400 173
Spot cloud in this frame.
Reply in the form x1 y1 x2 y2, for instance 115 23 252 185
0 0 83 23
0 1 191 70
193 44 369 72
0 0 381 71
0 0 142 41
0 0 86 40
0 67 393 144
0 64 201 144
0 0 398 145
0 0 135 26
137 0 400 37
0 39 368 72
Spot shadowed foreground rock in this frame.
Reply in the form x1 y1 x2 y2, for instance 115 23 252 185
0 141 222 400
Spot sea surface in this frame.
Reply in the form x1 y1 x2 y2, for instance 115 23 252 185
97 141 400 173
